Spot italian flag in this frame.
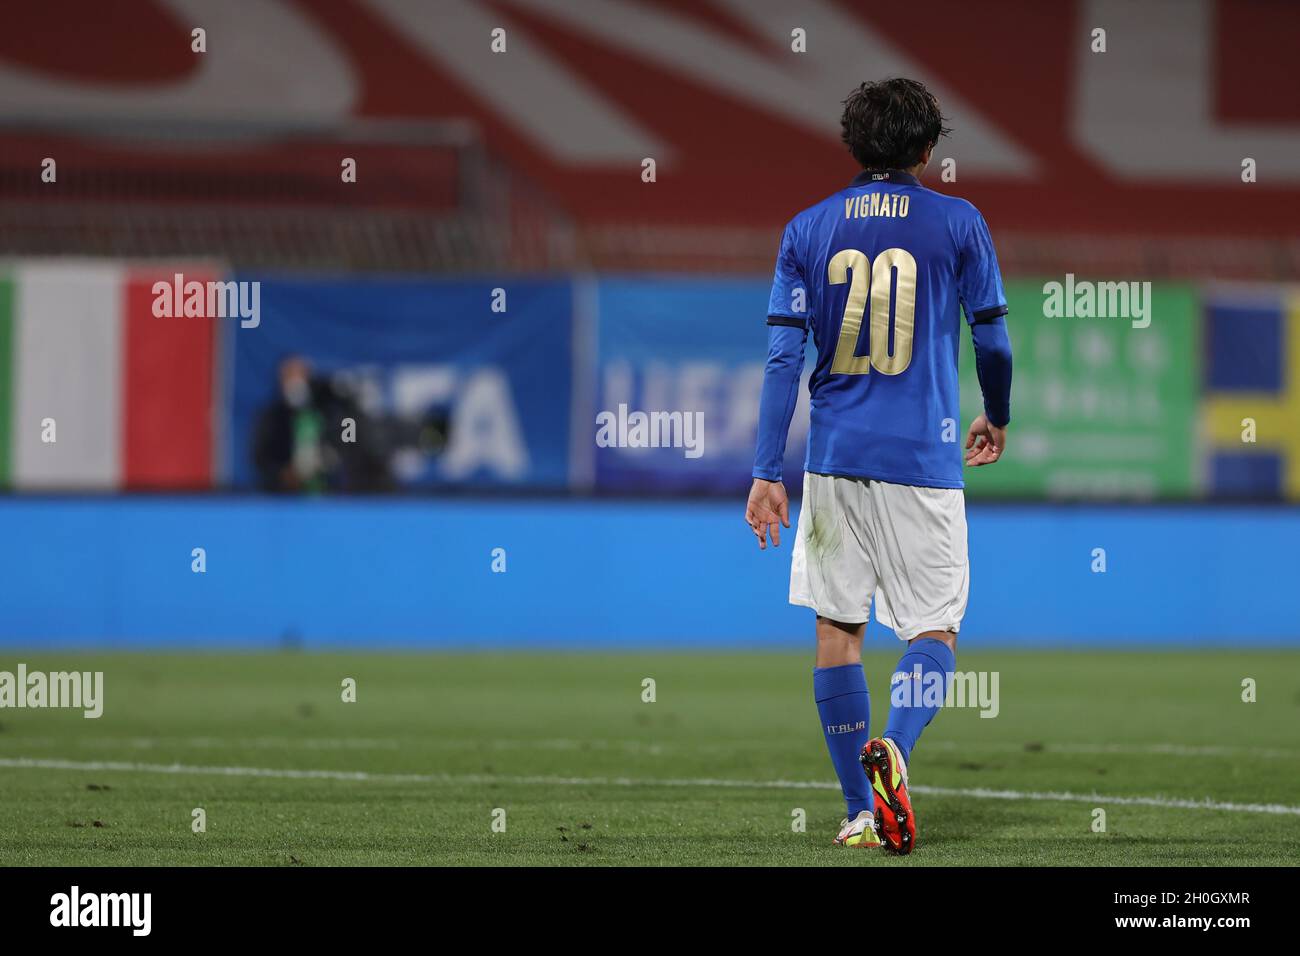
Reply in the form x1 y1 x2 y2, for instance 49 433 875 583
0 261 218 490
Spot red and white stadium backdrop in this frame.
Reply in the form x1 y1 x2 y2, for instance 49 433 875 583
0 263 217 490
0 0 1296 244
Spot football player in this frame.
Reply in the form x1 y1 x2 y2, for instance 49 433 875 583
746 78 1013 853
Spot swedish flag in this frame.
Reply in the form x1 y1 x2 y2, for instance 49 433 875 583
1204 291 1300 499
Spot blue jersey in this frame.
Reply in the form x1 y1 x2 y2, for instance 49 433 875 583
765 169 1007 489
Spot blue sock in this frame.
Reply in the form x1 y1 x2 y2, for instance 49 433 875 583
884 638 955 764
814 664 874 818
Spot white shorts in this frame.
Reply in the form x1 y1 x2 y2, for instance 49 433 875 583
789 472 969 640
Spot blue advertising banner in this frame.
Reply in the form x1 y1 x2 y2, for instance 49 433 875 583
225 276 573 490
592 277 810 493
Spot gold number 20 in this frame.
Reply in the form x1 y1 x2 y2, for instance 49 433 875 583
827 247 917 375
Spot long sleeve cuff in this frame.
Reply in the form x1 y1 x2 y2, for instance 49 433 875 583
970 316 1013 427
752 324 807 480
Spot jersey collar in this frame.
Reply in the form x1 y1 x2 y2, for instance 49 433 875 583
850 169 920 187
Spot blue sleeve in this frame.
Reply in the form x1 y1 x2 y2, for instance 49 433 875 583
957 209 1008 325
752 324 807 480
970 317 1013 427
766 220 809 328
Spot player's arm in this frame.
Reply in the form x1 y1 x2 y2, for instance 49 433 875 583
749 323 807 548
748 222 809 549
958 209 1013 466
966 315 1012 465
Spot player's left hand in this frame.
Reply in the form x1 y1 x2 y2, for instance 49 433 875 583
964 413 1007 466
745 478 790 550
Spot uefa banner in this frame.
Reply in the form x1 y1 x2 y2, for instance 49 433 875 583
590 277 809 493
224 276 574 491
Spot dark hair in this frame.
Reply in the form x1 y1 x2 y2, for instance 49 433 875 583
840 78 950 171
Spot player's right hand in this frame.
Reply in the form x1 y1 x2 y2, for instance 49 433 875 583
964 414 1007 466
745 478 790 550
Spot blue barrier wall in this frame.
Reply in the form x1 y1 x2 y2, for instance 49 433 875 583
1 498 1297 648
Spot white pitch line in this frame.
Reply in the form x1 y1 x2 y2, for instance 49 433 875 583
929 740 1300 760
4 756 1299 817
13 736 1297 760
908 784 1300 816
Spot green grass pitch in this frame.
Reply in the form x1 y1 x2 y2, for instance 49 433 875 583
1 650 1297 866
